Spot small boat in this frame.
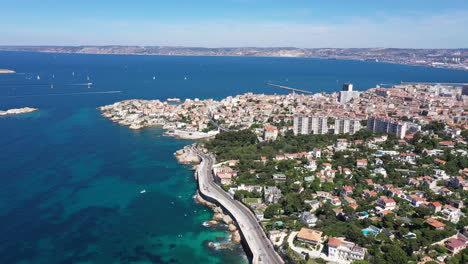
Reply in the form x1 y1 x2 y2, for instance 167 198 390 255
36 75 40 80
86 76 90 81
153 76 156 80
72 72 75 76
140 190 146 194
184 76 187 80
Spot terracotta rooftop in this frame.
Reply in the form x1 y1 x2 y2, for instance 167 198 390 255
297 228 323 243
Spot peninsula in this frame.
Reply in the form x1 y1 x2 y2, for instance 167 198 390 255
100 82 468 264
0 107 38 116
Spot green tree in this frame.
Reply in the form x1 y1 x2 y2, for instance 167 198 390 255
383 245 408 264
264 204 282 219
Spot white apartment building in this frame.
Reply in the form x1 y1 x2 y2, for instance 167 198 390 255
293 115 328 135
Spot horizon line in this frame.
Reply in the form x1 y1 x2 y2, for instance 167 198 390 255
0 45 467 50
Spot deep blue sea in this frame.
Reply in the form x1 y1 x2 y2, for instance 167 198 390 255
0 51 467 264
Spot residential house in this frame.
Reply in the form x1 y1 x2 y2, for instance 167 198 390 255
426 218 446 230
341 186 353 197
263 125 278 141
300 212 318 227
327 237 367 262
272 173 287 182
305 199 321 212
313 148 322 158
297 228 323 245
306 159 317 170
356 159 368 168
445 237 467 255
335 138 348 151
376 196 396 210
330 196 342 206
216 172 233 185
343 168 353 176
264 186 282 204
362 190 377 199
428 202 443 213
407 194 426 207
399 153 417 164
441 205 463 223
374 167 387 177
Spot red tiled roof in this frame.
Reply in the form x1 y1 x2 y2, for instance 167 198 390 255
427 218 446 228
328 237 342 247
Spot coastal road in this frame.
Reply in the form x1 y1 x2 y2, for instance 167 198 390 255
193 147 284 264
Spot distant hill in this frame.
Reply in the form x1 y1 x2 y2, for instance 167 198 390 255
0 46 466 71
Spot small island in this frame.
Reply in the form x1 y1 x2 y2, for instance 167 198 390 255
0 107 38 116
0 69 16 74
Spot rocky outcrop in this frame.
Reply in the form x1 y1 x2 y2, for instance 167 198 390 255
175 147 201 164
0 107 38 116
231 230 241 244
228 224 237 232
0 69 15 74
194 191 216 208
195 193 242 244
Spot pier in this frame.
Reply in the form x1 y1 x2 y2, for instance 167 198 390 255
266 83 313 94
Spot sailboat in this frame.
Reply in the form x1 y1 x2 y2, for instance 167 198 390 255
36 75 40 80
153 76 156 80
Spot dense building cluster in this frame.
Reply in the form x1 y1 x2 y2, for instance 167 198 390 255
101 82 468 264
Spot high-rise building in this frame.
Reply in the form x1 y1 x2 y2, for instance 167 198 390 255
342 83 353 91
367 116 407 138
293 115 328 135
462 85 468 96
338 83 360 104
334 119 362 134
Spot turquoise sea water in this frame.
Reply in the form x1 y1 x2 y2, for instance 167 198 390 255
0 51 467 264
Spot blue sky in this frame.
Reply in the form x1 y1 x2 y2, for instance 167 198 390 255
1 0 467 48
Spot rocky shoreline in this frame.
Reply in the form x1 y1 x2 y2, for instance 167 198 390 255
0 107 38 116
179 147 242 245
195 191 241 244
174 146 201 165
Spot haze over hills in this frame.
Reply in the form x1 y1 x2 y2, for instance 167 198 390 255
1 46 467 71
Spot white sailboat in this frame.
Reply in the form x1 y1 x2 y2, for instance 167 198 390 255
36 75 40 80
